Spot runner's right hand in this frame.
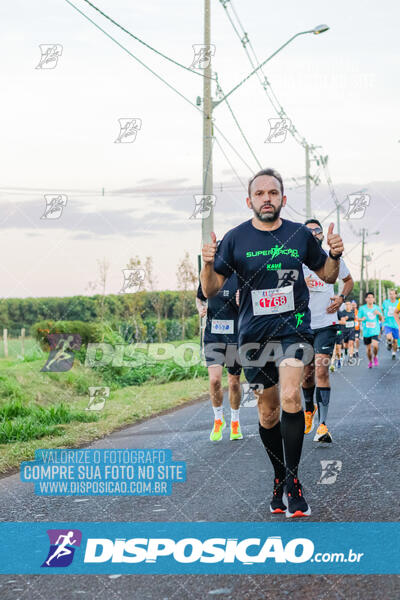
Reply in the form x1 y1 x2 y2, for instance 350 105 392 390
202 231 218 265
198 305 207 318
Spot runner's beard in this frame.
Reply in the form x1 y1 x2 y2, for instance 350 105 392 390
253 201 283 222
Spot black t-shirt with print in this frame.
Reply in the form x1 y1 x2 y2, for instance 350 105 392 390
338 309 355 330
213 219 327 343
197 273 239 343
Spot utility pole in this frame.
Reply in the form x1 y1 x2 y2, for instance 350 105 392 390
378 273 382 307
201 0 213 246
359 228 366 304
305 143 311 218
198 10 329 243
336 202 341 236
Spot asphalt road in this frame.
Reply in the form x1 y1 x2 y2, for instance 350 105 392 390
0 349 399 599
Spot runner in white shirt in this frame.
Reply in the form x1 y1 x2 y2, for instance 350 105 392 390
301 219 354 443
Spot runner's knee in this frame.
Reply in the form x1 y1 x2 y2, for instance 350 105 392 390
209 373 221 389
228 375 241 394
258 404 280 428
280 387 301 411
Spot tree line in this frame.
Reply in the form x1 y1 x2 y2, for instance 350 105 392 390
0 252 200 337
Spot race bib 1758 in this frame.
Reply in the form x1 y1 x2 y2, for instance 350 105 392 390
211 319 234 334
251 285 294 316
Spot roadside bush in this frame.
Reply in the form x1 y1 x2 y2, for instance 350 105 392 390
31 320 103 351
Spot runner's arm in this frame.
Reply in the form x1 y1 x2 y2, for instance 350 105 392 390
394 306 400 329
341 274 354 298
196 297 207 316
314 255 340 284
201 231 229 297
200 264 226 297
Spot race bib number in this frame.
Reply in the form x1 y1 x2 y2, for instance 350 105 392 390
211 319 234 334
251 285 294 316
345 320 355 328
307 277 327 292
366 321 375 328
388 306 395 317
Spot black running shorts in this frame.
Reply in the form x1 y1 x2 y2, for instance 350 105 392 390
363 335 379 346
241 334 314 389
311 325 337 356
203 341 242 375
342 329 356 343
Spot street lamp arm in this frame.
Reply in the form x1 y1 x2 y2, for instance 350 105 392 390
213 30 313 108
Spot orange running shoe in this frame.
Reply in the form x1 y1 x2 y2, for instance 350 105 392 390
210 416 226 442
313 423 332 443
304 406 317 434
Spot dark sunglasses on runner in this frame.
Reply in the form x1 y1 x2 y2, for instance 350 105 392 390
310 227 323 235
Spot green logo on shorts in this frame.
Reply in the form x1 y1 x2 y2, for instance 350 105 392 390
294 312 305 328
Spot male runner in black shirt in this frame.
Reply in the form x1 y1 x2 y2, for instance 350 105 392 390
338 300 356 363
196 271 242 442
200 168 344 517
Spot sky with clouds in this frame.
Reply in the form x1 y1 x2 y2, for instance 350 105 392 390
0 0 399 298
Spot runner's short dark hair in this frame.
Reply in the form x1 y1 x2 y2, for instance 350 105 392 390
248 168 284 197
305 218 323 229
365 291 374 298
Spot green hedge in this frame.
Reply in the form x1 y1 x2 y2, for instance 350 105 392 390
31 320 103 351
31 316 200 350
0 291 198 335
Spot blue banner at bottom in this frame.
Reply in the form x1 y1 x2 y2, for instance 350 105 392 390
0 522 398 574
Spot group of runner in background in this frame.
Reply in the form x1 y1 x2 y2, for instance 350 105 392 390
331 287 400 371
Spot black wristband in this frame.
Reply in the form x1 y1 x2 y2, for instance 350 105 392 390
329 250 342 260
340 293 346 301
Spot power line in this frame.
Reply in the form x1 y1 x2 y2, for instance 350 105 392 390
219 0 342 219
64 0 328 217
215 74 262 169
79 0 215 80
219 0 309 148
64 0 255 175
65 0 201 112
214 136 247 191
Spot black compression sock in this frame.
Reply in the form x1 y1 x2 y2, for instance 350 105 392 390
317 387 330 425
258 422 286 482
302 386 315 413
315 387 321 422
280 410 305 481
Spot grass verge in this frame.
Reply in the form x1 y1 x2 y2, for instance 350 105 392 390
0 352 219 475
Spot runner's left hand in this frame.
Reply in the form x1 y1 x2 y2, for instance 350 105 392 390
327 223 344 257
327 295 343 313
235 290 240 306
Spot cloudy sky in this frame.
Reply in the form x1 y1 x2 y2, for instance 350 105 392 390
0 0 399 297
